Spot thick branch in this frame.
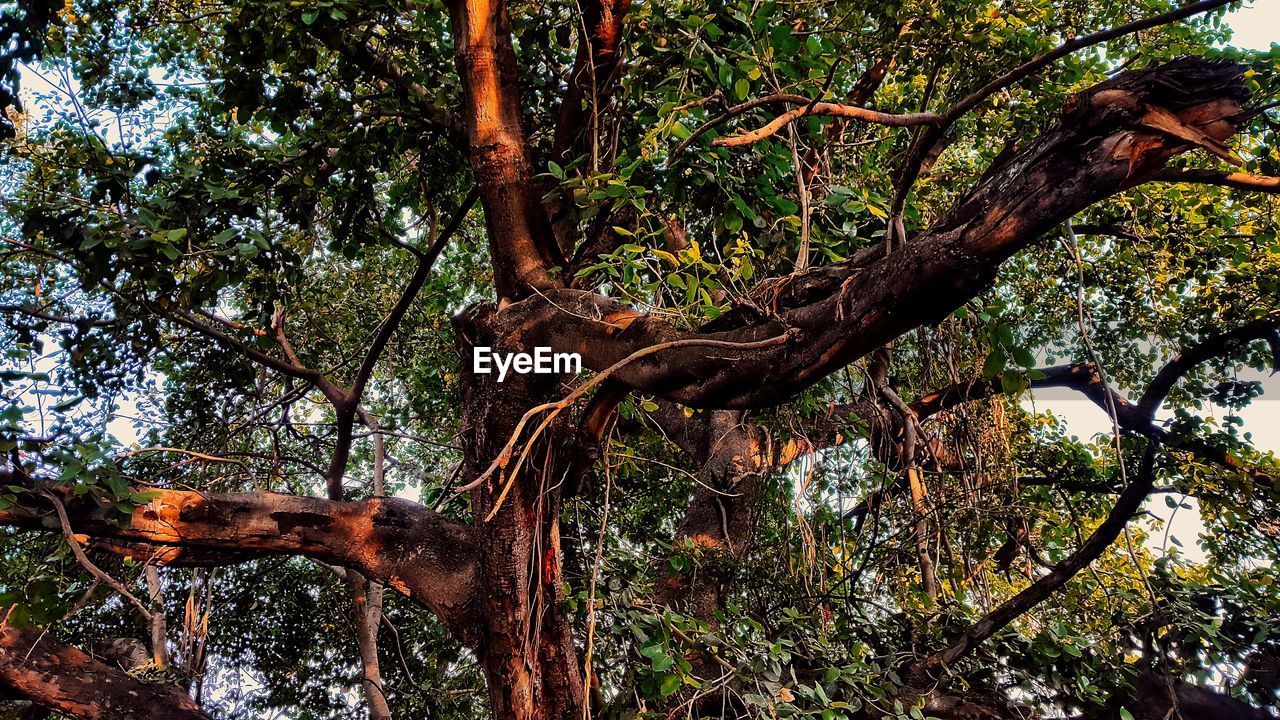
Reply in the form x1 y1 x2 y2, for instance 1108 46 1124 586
0 488 478 631
448 0 562 297
0 613 210 720
552 0 632 165
496 59 1249 410
887 0 1235 230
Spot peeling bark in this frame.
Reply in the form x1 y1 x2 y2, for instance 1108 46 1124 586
0 489 479 633
500 59 1248 409
0 614 209 720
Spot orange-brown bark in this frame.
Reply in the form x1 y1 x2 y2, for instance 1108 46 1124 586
552 0 632 166
0 489 479 632
494 59 1250 410
448 0 562 297
0 613 210 720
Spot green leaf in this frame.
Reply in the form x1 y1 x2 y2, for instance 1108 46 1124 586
1001 372 1028 395
130 490 163 504
640 643 666 659
982 349 1007 379
1012 346 1036 368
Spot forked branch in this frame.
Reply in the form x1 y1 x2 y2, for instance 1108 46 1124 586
914 312 1280 677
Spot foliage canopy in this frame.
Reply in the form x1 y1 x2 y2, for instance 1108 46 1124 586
0 0 1278 718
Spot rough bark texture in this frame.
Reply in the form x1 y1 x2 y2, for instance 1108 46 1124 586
649 407 777 617
448 0 562 297
0 489 478 632
455 309 585 720
501 60 1248 409
0 615 209 720
0 38 1267 720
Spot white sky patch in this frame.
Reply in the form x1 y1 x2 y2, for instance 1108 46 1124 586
1226 1 1280 51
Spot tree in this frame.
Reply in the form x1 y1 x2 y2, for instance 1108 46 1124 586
0 0 1278 718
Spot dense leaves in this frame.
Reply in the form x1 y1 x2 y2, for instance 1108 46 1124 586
0 0 1278 718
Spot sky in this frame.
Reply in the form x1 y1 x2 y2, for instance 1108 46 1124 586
1226 0 1279 52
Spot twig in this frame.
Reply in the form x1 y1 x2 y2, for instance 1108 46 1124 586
119 447 249 471
41 491 153 623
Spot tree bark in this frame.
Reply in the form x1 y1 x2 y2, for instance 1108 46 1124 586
500 59 1249 410
0 613 209 720
448 0 562 297
456 309 586 720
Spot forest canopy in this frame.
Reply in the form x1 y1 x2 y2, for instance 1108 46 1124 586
0 0 1278 718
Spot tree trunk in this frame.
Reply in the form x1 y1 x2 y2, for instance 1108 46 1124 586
457 310 585 720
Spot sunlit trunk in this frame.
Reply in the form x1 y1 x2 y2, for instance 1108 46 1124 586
458 318 585 719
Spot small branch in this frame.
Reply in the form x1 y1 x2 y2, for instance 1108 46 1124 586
943 0 1235 126
270 307 307 370
915 445 1159 678
315 28 461 144
119 447 249 471
712 99 942 148
0 304 117 328
350 189 478 405
676 92 940 154
1149 167 1280 193
1137 310 1280 421
158 306 326 387
41 491 154 623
